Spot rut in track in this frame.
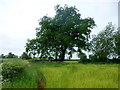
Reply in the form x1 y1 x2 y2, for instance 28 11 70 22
38 76 46 88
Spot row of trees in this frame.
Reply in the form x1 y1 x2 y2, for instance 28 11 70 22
25 5 119 63
0 52 18 58
0 52 32 59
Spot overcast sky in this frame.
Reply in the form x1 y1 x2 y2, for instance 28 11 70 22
0 0 119 58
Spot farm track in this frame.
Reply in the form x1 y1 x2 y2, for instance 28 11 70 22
38 76 46 88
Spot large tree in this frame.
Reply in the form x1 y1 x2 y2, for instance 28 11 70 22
26 5 96 60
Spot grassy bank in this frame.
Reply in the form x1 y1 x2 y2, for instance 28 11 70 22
2 59 118 88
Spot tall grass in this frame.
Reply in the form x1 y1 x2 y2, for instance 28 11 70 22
36 63 118 88
2 59 118 88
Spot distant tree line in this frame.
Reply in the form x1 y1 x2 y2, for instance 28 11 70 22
0 52 18 58
0 52 31 59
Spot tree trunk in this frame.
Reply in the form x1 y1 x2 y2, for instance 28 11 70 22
59 46 67 61
55 52 58 60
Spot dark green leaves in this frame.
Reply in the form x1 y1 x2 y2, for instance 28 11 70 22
25 4 96 60
89 22 118 61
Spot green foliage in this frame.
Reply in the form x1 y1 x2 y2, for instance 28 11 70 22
0 54 5 58
2 63 38 88
2 52 18 58
90 22 116 62
7 52 14 58
78 53 87 60
21 52 31 59
2 60 29 81
78 53 91 63
113 27 120 59
26 4 96 61
89 54 98 62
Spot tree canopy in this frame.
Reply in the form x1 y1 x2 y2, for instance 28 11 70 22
113 27 120 59
26 5 96 60
89 22 119 62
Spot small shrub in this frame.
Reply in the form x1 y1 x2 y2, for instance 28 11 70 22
108 58 120 64
89 55 100 63
21 52 31 59
78 53 91 63
2 60 29 81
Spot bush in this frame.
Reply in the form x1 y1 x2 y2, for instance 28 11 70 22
107 58 120 64
89 55 120 64
89 55 97 62
2 60 29 81
21 52 31 59
78 53 91 63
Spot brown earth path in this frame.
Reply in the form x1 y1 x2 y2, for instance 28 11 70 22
38 77 46 88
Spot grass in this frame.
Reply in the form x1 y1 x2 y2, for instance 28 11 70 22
2 59 119 88
36 63 118 88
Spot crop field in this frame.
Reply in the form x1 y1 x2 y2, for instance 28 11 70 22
1 59 119 88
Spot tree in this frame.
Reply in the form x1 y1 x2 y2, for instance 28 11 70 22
26 5 96 61
21 52 31 59
90 22 115 62
113 27 120 59
7 52 13 58
0 54 5 58
6 52 18 58
78 53 87 63
26 39 38 58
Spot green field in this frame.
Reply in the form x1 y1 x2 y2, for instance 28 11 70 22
1 59 119 88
